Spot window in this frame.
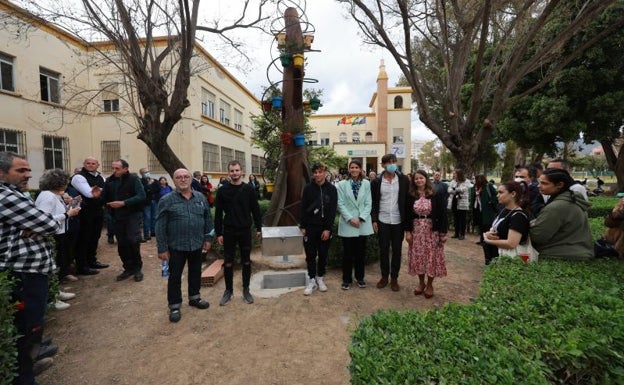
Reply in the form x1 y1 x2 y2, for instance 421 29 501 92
40 68 60 103
339 132 347 143
235 150 245 170
233 109 243 131
101 83 120 112
0 53 15 92
43 135 68 170
393 95 403 109
352 132 360 143
201 89 215 118
202 142 220 171
220 146 234 171
308 140 318 146
0 128 25 153
219 100 231 126
365 132 373 142
251 154 262 175
147 148 165 173
100 140 120 172
393 128 404 143
320 133 329 146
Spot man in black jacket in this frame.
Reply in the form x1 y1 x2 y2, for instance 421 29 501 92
370 153 410 292
70 157 108 274
300 163 338 295
214 160 262 306
103 159 146 282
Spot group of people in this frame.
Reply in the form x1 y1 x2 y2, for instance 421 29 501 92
1 147 606 384
301 153 449 299
0 152 157 384
471 159 594 264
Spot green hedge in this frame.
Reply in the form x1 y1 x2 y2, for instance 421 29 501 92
587 196 618 219
350 258 624 384
0 271 17 385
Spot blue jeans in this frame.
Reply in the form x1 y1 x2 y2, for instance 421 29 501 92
9 272 49 385
142 201 156 238
167 249 203 308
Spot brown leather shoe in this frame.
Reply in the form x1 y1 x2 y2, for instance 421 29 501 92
376 277 388 289
390 278 400 292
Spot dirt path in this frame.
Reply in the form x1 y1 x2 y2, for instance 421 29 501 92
39 233 484 385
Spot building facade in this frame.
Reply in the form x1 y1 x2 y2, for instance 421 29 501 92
1 1 413 184
308 61 413 175
0 0 264 183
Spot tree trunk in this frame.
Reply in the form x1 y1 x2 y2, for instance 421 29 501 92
139 120 185 176
601 140 624 192
263 7 310 226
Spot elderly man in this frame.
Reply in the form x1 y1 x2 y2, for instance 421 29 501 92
103 159 146 282
0 152 59 385
156 168 213 322
70 157 108 275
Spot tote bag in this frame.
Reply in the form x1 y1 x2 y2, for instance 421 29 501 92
499 235 539 262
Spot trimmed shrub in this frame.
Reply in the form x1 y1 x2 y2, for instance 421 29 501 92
350 258 624 384
587 196 618 219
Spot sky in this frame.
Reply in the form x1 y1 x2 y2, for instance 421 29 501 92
206 0 435 141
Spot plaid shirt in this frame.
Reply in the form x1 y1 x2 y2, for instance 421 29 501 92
0 183 59 274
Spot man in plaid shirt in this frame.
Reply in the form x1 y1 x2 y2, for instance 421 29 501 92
0 152 59 385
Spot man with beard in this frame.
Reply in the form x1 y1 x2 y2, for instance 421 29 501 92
214 160 261 306
0 152 59 385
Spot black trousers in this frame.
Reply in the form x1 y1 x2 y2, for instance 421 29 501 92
53 233 71 278
8 272 48 385
303 226 330 278
341 236 367 284
223 227 252 291
76 208 104 270
377 222 405 279
453 209 467 237
113 215 143 273
167 249 202 308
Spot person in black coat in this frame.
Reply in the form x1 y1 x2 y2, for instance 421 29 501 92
300 162 338 295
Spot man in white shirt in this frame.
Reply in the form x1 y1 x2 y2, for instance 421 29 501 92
370 154 410 292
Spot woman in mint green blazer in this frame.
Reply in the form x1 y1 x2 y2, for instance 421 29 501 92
337 160 374 290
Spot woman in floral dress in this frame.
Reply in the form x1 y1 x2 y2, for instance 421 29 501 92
405 170 448 298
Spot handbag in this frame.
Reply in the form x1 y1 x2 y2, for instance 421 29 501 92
498 236 539 262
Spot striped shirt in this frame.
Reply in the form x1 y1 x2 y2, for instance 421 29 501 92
155 190 213 253
0 183 59 274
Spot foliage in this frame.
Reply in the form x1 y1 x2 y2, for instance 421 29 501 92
498 1 624 188
588 196 619 219
307 147 347 173
350 258 624 384
341 0 623 176
0 271 17 385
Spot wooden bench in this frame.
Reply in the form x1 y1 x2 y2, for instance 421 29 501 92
201 259 224 287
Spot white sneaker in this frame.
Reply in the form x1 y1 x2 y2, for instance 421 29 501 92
303 278 318 296
54 301 70 311
317 276 328 292
58 291 76 301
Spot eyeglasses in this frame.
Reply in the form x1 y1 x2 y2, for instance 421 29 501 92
174 175 191 180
